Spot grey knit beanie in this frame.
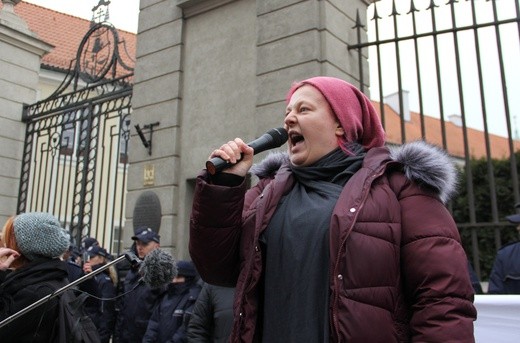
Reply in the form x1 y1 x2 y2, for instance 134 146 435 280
13 212 70 261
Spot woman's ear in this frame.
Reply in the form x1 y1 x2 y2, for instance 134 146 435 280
335 124 344 136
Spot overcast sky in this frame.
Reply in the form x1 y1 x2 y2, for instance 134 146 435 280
24 0 139 33
367 0 520 138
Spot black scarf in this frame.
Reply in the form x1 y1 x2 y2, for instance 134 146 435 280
261 144 365 343
291 143 366 186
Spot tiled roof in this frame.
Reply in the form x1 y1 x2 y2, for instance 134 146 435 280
2 1 135 74
376 102 520 160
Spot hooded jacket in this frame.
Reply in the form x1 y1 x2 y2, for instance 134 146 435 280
189 141 477 342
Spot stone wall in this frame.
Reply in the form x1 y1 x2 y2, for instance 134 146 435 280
129 0 372 258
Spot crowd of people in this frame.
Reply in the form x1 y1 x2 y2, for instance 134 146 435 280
2 76 520 342
0 216 234 342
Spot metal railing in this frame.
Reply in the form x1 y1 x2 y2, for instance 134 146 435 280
17 23 134 255
349 0 520 280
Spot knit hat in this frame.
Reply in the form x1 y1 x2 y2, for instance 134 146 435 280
13 212 70 261
286 76 385 151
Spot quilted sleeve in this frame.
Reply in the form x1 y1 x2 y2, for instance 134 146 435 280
189 172 247 286
395 175 477 342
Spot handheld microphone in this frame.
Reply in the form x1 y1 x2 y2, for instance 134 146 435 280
139 249 178 289
206 127 288 175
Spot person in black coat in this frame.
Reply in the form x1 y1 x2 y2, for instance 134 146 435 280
488 212 520 294
187 283 235 343
83 245 118 342
63 243 100 312
113 227 162 343
143 260 202 343
0 212 70 343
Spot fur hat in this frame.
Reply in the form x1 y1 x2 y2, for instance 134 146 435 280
286 76 385 151
13 212 69 261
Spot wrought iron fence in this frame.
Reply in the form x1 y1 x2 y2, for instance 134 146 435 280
349 0 520 281
17 22 134 255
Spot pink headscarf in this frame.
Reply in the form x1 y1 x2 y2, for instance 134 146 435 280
286 76 385 151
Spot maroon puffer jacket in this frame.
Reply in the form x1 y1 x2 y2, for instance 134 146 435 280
190 142 476 342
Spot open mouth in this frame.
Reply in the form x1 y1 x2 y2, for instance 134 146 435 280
290 133 304 146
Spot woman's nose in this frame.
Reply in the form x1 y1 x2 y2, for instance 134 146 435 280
284 111 296 126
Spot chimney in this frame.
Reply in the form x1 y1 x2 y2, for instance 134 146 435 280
0 0 30 33
384 90 410 122
448 114 462 127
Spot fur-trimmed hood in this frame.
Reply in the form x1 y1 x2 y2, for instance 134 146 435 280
250 140 458 204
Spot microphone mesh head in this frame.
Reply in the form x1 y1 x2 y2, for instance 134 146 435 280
267 127 288 146
140 249 178 288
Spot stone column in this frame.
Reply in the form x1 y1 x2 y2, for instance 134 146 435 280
125 0 185 255
255 0 372 131
0 0 52 223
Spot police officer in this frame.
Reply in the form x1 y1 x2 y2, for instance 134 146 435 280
113 227 162 342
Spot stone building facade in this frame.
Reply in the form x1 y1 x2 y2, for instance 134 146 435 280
129 0 372 258
0 0 52 225
0 0 372 256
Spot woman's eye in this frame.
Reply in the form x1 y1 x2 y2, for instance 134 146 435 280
300 106 309 112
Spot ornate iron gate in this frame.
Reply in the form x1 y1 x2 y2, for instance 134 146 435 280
17 22 133 254
349 0 520 280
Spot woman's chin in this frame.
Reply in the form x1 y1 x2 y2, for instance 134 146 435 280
289 154 307 167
